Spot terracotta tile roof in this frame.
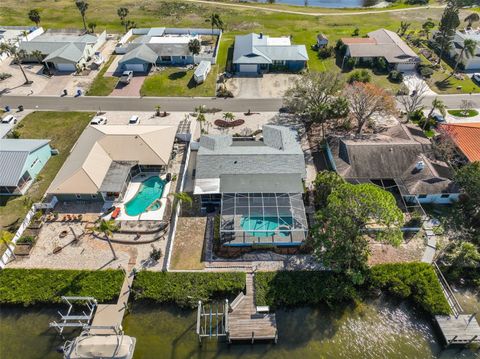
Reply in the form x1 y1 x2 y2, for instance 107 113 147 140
440 123 480 162
341 37 376 45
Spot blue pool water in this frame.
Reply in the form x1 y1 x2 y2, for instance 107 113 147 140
240 216 292 237
125 177 166 216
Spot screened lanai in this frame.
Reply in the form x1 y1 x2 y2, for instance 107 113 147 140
220 193 308 246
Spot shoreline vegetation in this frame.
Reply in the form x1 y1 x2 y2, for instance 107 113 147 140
0 264 450 316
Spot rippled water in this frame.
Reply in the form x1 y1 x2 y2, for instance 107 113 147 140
1 296 479 359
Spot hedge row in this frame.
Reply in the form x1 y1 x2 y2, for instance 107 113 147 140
0 268 124 306
255 271 357 307
132 272 245 307
368 263 451 315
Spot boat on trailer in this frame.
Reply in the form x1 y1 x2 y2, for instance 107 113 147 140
63 330 136 359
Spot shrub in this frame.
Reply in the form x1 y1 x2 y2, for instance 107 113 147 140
352 27 360 36
374 58 388 73
344 57 356 70
0 269 124 306
397 84 409 95
368 263 451 315
335 39 347 56
420 66 434 78
359 58 373 68
348 69 371 84
318 46 334 59
0 72 12 81
254 271 357 308
388 70 403 83
217 85 233 98
17 235 36 245
133 272 246 307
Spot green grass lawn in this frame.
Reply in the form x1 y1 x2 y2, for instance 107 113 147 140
447 109 479 117
0 112 93 232
86 55 118 96
140 66 218 97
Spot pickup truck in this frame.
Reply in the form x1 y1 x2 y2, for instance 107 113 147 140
119 70 133 84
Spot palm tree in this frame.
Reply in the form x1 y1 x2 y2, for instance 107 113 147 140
0 230 16 260
92 219 118 260
450 39 477 76
188 39 201 56
206 13 224 35
75 0 89 31
397 21 411 37
124 20 136 32
117 7 129 33
196 112 206 134
464 13 480 29
28 9 41 27
30 50 43 64
0 43 31 84
425 98 446 130
223 112 235 122
422 19 435 40
170 192 193 212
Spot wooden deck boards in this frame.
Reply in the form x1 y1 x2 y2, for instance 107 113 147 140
435 315 480 345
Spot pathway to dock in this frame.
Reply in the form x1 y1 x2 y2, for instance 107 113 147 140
228 272 277 343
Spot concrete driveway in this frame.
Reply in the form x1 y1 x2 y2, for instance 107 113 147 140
110 76 146 97
227 73 300 98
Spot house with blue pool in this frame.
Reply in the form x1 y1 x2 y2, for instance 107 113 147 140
46 125 177 205
116 27 222 73
0 139 52 195
232 33 309 74
193 125 308 247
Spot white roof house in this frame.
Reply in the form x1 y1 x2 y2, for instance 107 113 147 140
450 29 480 71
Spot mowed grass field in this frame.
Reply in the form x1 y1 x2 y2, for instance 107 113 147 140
1 0 468 74
0 112 93 231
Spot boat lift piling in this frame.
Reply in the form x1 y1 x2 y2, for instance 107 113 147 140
49 296 98 337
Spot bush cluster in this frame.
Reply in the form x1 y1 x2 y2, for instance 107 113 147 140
348 69 371 84
133 272 245 307
0 269 124 306
388 70 403 83
368 263 451 315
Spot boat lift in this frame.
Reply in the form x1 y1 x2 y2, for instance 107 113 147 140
49 296 97 335
196 300 228 345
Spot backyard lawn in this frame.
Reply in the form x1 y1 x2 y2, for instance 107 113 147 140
0 112 93 232
86 55 118 96
140 66 218 97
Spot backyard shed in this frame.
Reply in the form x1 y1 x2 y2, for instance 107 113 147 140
193 61 211 84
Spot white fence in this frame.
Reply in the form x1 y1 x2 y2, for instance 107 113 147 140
0 196 57 269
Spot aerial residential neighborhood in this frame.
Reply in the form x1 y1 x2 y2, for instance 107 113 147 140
0 1 479 359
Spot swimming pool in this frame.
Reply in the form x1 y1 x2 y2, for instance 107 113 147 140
240 216 292 237
125 176 166 216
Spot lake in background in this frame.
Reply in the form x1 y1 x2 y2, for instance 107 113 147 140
1 294 479 359
249 0 381 8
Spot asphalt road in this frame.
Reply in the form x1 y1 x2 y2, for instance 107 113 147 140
0 94 479 113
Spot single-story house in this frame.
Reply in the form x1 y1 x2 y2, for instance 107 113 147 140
19 29 106 72
439 122 480 163
342 29 420 71
0 26 44 61
449 29 480 71
117 27 221 72
326 124 459 205
193 125 308 246
232 33 309 74
0 139 51 195
47 125 177 202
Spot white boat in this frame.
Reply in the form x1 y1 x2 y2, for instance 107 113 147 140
63 332 136 359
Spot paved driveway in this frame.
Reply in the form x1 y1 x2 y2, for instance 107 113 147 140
110 76 146 97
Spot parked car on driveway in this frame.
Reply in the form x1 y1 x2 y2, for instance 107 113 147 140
1 114 17 124
128 115 140 125
119 71 133 84
472 73 480 83
90 115 107 125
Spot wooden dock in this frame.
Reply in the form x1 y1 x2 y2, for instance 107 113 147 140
435 315 480 346
227 273 278 343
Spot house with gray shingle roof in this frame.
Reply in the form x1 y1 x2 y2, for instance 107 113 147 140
233 33 309 74
0 139 51 195
326 124 459 205
194 125 308 247
19 29 106 72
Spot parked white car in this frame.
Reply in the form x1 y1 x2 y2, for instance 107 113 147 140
1 114 17 124
472 73 480 83
90 115 107 125
128 115 140 125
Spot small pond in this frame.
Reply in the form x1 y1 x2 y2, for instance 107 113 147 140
1 294 479 359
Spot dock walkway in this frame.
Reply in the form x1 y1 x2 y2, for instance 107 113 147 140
227 273 277 343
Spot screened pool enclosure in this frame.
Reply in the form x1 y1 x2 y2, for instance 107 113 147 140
220 193 308 246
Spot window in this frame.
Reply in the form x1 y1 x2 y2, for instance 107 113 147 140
418 194 427 199
30 158 39 168
181 56 187 60
440 194 450 198
160 56 171 62
273 60 286 66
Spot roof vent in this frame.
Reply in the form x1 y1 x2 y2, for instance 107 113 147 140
415 160 425 171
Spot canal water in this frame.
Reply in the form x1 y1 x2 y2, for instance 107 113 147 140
1 295 479 359
249 0 380 8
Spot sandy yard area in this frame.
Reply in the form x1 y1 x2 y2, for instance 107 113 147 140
226 73 300 98
368 231 426 266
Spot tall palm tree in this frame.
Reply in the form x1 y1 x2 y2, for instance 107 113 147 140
28 9 41 27
450 39 477 76
206 13 224 35
0 43 31 84
188 39 201 56
75 0 89 31
92 219 118 260
0 230 16 260
464 12 480 29
427 98 446 119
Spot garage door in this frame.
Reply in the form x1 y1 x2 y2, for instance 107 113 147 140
124 63 146 72
56 63 76 72
396 63 416 72
239 64 258 73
